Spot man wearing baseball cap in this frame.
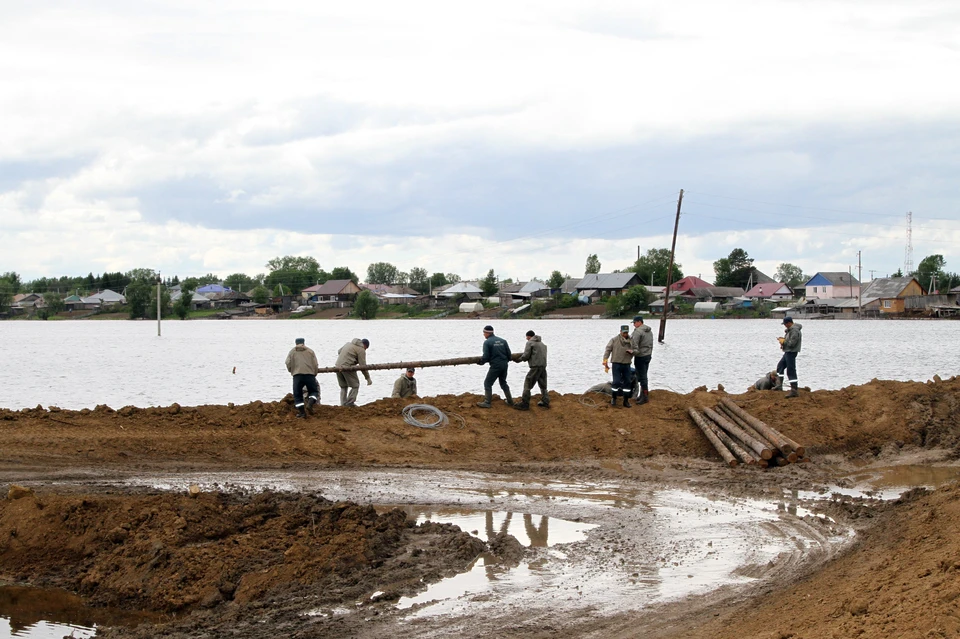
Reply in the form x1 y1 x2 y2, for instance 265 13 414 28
602 324 635 407
392 367 418 399
285 337 319 418
776 317 803 398
477 325 513 408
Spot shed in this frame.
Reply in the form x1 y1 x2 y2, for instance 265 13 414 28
694 301 720 313
459 302 484 313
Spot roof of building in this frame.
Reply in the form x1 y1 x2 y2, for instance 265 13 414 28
196 284 233 294
684 286 745 299
439 282 484 296
575 273 641 290
860 277 923 299
744 282 792 298
498 282 526 294
669 275 713 291
805 272 861 287
314 279 356 295
519 281 550 294
89 289 126 303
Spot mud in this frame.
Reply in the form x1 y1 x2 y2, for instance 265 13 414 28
0 377 959 638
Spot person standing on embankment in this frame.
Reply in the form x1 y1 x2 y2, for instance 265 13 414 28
514 329 548 411
603 325 635 407
776 317 802 398
477 325 513 408
335 338 371 407
285 337 319 418
630 315 653 405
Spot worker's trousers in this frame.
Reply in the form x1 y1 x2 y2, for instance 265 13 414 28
483 364 511 401
336 371 360 406
292 374 319 407
611 362 631 397
521 366 548 405
633 355 651 392
777 351 798 387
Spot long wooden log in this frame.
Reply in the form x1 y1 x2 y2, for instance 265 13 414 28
720 398 802 457
688 408 738 467
316 353 521 374
702 407 774 460
718 404 773 448
700 409 758 465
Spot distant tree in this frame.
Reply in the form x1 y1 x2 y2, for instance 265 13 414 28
330 266 359 284
585 254 601 274
774 263 807 287
0 274 17 310
264 255 325 295
408 267 429 293
366 262 400 285
547 270 566 290
354 290 379 319
915 254 947 291
445 273 461 284
395 271 410 287
44 292 65 315
171 275 180 285
623 285 652 311
604 295 627 317
714 248 754 288
430 272 449 288
125 280 152 319
266 256 320 273
479 269 499 297
627 248 683 286
892 268 904 278
251 285 270 305
224 273 255 292
1 271 22 294
173 283 195 319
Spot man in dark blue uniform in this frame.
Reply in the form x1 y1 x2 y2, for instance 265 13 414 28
477 325 513 408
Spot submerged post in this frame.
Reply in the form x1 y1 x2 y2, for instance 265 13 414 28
156 273 162 337
659 188 683 343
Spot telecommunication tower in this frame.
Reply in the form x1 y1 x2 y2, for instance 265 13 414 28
903 211 913 275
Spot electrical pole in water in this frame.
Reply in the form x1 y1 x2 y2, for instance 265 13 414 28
658 189 683 344
157 273 162 337
857 251 862 319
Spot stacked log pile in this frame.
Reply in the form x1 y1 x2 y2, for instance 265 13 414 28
688 398 810 468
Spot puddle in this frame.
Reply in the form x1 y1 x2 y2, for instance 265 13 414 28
799 464 960 501
392 506 597 547
0 585 156 639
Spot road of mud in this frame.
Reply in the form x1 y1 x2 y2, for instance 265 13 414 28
1 377 959 638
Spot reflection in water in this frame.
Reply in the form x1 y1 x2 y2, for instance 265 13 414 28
407 507 593 548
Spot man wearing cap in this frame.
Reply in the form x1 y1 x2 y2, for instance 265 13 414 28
754 370 781 391
776 317 803 398
285 337 319 418
477 325 513 408
630 315 654 405
335 338 372 407
392 368 418 399
603 325 635 407
514 329 548 411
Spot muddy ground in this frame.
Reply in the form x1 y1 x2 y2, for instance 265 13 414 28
1 377 959 638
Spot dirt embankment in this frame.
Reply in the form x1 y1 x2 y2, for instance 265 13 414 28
1 377 959 638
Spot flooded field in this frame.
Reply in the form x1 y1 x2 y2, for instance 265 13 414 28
1 318 958 410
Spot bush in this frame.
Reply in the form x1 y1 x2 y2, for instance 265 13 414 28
354 290 379 320
605 296 627 317
556 293 579 308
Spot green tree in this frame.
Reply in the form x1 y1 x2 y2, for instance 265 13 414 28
354 289 379 319
480 269 499 297
915 254 947 291
892 268 904 278
174 284 195 319
251 285 270 304
604 295 627 317
330 266 359 284
224 273 255 293
408 267 429 293
627 248 683 286
547 270 566 290
1 271 22 294
430 272 449 288
445 273 461 284
713 248 754 288
774 263 807 287
585 254 601 274
623 285 651 311
0 273 18 310
366 262 399 285
125 280 152 319
44 292 65 315
145 285 172 320
264 256 326 295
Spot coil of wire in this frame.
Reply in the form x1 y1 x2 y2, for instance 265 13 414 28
401 404 450 429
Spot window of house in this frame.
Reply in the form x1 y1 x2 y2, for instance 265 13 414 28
883 300 892 308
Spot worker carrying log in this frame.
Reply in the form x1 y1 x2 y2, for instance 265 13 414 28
335 338 371 407
514 329 549 411
477 325 513 408
285 337 319 418
754 370 781 391
392 368 418 399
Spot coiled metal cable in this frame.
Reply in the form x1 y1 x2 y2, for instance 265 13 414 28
401 404 465 429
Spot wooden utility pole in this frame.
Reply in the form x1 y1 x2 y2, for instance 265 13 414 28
156 273 162 337
857 251 862 318
658 189 683 343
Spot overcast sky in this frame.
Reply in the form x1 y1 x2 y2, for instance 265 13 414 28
2 0 959 285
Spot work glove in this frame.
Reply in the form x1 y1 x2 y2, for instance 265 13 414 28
366 377 373 386
603 359 609 373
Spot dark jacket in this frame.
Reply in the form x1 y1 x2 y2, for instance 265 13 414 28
782 323 802 353
518 336 547 368
481 334 512 368
630 324 654 358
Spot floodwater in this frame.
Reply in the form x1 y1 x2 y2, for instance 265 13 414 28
0 585 156 639
1 318 958 410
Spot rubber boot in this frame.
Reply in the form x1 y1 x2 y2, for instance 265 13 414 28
610 390 619 406
504 389 514 406
295 406 306 419
537 398 550 408
306 396 317 414
622 394 631 407
786 383 799 398
774 377 784 391
636 390 649 405
477 390 492 409
513 401 530 411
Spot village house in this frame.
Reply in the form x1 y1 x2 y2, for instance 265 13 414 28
804 272 861 299
575 273 645 301
744 282 794 302
307 279 361 307
859 277 926 314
